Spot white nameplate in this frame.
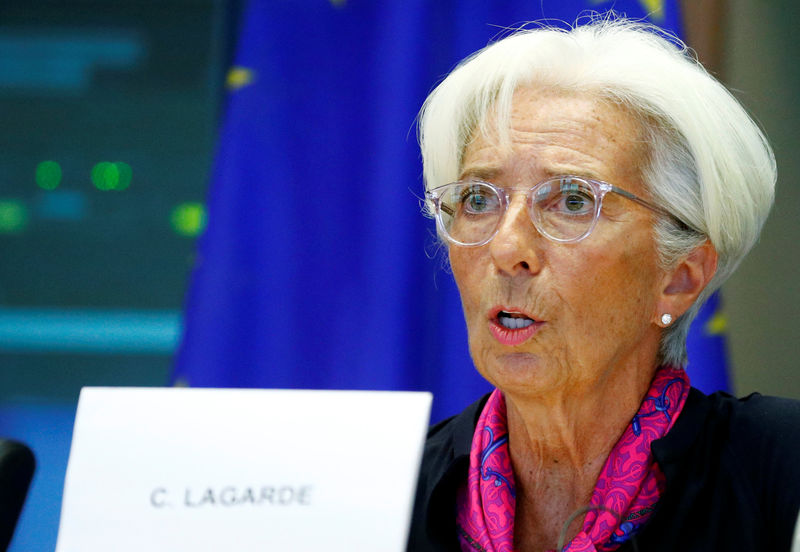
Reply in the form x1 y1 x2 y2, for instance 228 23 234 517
56 387 432 551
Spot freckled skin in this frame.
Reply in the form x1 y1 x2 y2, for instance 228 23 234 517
449 88 671 550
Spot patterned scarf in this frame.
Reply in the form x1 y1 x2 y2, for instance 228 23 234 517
456 367 689 552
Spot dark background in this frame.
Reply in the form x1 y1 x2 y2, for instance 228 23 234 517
0 0 241 401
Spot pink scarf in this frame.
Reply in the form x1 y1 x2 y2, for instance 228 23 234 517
456 367 689 552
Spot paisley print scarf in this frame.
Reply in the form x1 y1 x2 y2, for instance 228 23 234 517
456 366 690 552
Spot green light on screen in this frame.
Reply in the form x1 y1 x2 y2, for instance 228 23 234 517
0 200 29 233
171 202 207 237
115 162 132 190
91 161 132 191
36 160 62 190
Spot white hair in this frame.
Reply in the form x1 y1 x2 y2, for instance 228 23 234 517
418 18 776 367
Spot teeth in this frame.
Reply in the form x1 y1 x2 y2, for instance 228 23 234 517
498 312 534 330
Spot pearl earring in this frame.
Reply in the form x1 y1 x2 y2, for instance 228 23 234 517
661 313 673 326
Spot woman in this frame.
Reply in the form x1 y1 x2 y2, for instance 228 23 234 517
408 19 800 552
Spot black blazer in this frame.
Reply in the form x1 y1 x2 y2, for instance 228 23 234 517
407 389 800 551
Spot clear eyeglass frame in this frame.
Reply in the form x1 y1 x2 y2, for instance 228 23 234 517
425 175 693 247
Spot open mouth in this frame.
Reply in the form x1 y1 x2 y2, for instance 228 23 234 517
489 308 540 346
497 311 535 330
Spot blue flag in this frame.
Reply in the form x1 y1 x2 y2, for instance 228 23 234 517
173 0 728 423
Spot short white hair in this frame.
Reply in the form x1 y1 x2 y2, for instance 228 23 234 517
418 18 776 367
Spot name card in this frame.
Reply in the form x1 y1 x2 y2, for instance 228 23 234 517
56 387 432 551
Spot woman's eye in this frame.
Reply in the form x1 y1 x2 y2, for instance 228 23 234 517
551 189 594 215
465 193 488 212
460 188 497 214
563 193 589 212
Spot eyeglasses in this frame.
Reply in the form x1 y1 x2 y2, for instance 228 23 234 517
426 175 691 246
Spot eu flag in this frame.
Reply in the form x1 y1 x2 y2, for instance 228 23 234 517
173 0 729 423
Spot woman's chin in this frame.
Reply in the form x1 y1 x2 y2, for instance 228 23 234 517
477 352 561 394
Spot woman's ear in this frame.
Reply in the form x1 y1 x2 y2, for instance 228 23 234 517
655 241 718 326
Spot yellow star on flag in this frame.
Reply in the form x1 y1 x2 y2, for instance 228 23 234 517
705 311 728 336
588 0 665 23
226 67 256 91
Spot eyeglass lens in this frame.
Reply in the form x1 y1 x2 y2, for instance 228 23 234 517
436 177 600 245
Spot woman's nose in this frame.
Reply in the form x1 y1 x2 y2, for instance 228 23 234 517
488 195 543 276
